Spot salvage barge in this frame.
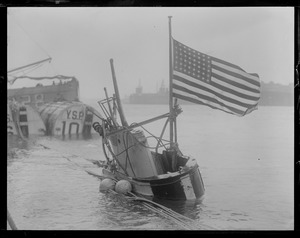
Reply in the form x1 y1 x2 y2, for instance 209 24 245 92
7 58 102 138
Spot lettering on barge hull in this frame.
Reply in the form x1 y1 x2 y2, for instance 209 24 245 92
38 101 103 136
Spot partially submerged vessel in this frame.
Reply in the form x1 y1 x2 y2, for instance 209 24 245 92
38 101 102 137
7 58 79 109
127 80 169 104
7 58 102 138
93 17 261 201
7 100 46 137
93 58 205 201
92 18 207 201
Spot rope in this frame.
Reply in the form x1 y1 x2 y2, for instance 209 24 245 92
126 123 171 150
33 142 204 230
9 137 212 230
142 203 192 230
104 189 203 230
105 190 192 230
128 192 200 230
123 130 136 177
9 75 75 85
36 142 119 182
9 12 51 60
8 63 43 84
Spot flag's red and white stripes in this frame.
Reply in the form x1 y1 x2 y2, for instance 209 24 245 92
172 39 261 116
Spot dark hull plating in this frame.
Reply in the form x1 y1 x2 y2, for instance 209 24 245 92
102 165 205 201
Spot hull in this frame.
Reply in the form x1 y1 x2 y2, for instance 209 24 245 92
7 102 46 137
102 164 205 201
96 60 205 201
99 125 205 201
7 77 104 138
7 77 79 109
38 101 102 136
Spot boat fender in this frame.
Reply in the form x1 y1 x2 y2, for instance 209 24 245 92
99 178 116 192
92 122 103 136
115 180 132 194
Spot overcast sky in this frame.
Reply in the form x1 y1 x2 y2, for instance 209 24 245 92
7 7 294 100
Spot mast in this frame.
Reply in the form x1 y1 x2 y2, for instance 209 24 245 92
109 58 128 127
168 16 174 148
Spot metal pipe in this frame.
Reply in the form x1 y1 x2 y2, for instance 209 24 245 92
104 87 116 126
109 59 128 127
112 94 117 120
106 112 170 137
155 117 170 153
168 16 174 148
174 99 178 144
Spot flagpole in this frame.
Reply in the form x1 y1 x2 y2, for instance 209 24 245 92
168 16 174 149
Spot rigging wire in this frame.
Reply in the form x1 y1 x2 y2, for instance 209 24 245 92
105 189 207 230
8 62 42 77
8 63 43 85
8 11 52 60
121 123 170 150
8 133 210 230
7 12 66 85
123 130 136 177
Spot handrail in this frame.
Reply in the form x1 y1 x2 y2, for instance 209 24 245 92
155 117 170 153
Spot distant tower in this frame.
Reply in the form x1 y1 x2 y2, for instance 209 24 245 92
159 80 167 94
136 79 143 94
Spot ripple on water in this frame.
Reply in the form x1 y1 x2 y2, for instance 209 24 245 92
7 105 294 231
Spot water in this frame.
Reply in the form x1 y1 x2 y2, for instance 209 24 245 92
7 104 294 230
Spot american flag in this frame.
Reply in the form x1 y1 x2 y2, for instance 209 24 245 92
172 39 261 116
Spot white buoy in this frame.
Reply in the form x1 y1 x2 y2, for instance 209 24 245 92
99 178 116 192
115 180 132 194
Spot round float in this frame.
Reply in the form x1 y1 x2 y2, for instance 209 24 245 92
115 180 132 194
99 178 116 192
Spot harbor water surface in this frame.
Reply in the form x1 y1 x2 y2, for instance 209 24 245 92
7 104 294 230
